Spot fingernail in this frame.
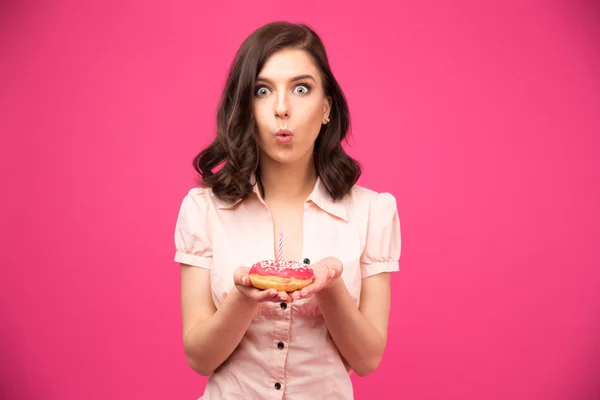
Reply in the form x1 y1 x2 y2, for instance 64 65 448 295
242 276 247 284
330 270 336 278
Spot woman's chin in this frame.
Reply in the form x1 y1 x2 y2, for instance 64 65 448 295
265 150 305 165
259 144 315 166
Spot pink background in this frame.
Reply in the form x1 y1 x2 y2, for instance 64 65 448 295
1 1 599 399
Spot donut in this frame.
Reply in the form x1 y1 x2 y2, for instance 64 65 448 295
249 260 314 292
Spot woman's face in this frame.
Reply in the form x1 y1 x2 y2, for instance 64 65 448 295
252 48 331 166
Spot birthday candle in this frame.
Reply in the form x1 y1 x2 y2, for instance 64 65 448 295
278 230 284 261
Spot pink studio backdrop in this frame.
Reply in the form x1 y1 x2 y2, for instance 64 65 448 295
1 1 599 399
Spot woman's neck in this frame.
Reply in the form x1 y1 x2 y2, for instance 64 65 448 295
258 154 317 203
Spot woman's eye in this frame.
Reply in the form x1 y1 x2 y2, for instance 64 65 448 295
255 87 270 97
293 85 310 95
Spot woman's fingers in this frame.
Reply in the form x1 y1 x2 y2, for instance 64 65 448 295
328 267 337 279
276 291 289 301
291 282 320 300
259 288 279 301
233 266 252 286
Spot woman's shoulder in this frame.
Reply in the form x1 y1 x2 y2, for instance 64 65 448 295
179 185 246 216
180 186 211 202
345 184 398 211
178 186 221 211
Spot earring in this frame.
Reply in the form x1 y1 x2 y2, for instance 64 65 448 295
324 117 330 124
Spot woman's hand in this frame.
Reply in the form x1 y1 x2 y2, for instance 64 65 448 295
290 256 343 301
233 267 291 302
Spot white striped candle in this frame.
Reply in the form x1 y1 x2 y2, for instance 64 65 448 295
278 230 284 261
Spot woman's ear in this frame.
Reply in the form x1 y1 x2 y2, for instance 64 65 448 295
323 96 332 122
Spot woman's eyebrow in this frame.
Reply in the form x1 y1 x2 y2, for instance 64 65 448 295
255 74 317 84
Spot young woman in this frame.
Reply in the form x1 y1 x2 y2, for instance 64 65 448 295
174 21 401 399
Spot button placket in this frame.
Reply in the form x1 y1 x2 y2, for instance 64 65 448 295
271 294 291 395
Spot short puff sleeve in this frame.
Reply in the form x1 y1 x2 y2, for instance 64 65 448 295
174 188 213 269
360 192 401 279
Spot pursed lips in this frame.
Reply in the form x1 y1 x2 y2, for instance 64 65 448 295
275 129 293 143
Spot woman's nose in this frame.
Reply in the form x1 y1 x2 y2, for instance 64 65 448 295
274 94 290 119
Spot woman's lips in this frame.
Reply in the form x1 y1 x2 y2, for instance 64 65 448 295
275 129 293 144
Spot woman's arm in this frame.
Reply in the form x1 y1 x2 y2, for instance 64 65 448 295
315 270 392 377
181 264 257 376
315 192 399 376
180 264 287 376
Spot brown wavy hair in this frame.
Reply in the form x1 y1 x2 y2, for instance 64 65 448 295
193 21 361 203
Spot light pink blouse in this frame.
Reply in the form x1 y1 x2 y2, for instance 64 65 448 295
174 177 401 399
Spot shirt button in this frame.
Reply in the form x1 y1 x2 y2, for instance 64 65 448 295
275 382 282 390
303 258 310 264
280 302 287 309
277 341 284 349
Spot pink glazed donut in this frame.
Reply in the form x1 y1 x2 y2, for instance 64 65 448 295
249 260 314 292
